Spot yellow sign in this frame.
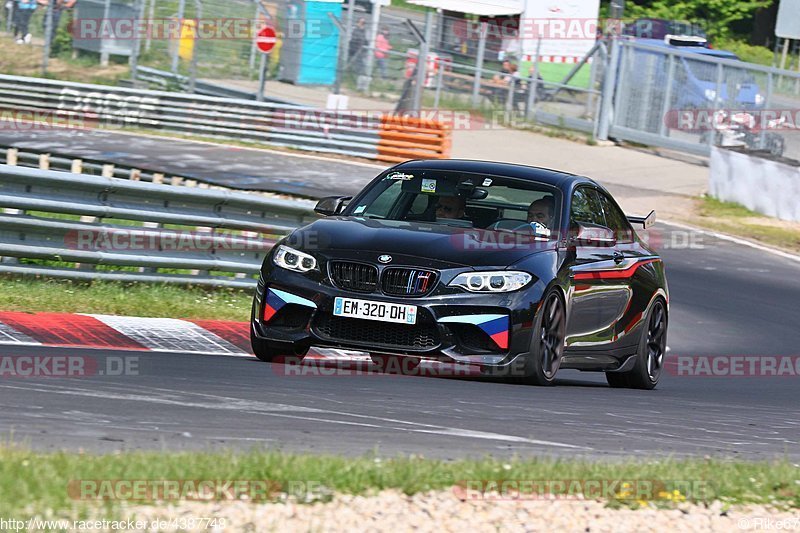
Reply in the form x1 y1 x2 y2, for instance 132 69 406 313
178 19 196 61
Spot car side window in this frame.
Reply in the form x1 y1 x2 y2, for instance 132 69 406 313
597 191 635 243
361 180 403 218
570 187 605 227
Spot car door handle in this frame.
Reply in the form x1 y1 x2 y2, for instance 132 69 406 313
613 251 624 264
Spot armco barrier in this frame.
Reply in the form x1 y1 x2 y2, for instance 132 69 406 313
709 146 800 222
0 165 316 287
0 74 451 163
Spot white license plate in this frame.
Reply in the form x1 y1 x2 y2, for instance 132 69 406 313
333 297 417 325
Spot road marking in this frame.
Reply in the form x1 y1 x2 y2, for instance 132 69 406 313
87 315 249 355
0 383 585 449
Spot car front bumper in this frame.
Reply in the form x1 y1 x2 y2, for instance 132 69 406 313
250 266 547 367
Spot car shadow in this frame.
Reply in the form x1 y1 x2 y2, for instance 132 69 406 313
256 356 613 388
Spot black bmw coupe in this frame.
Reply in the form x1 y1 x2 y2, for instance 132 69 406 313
251 160 668 389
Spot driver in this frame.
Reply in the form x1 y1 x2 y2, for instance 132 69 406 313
435 195 466 219
527 197 555 229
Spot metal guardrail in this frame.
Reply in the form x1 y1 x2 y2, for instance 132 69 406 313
0 73 452 164
0 74 382 159
0 165 316 287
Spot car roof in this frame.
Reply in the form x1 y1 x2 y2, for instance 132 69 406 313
392 159 597 190
634 38 739 60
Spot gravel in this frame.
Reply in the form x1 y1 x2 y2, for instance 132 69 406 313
118 489 799 532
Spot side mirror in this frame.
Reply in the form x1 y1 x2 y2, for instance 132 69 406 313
314 196 352 216
573 222 616 247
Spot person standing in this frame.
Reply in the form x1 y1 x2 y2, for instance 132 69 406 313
349 17 367 69
13 0 37 44
39 0 76 46
374 26 391 79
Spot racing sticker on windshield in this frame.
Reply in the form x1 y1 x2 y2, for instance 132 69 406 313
482 178 493 186
386 172 414 181
421 178 437 193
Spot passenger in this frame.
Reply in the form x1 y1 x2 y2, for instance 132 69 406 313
435 195 466 219
527 197 555 229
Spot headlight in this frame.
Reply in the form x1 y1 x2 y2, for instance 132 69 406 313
704 89 717 101
273 245 317 273
449 271 532 293
755 93 765 106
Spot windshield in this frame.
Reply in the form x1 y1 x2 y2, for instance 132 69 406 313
345 170 561 236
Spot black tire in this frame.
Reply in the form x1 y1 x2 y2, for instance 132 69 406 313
606 298 667 390
766 134 785 157
521 288 566 386
250 331 308 363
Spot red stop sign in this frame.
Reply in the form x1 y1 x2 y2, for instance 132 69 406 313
257 26 277 54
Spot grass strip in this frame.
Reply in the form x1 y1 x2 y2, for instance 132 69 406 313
0 446 797 515
687 196 800 254
0 277 252 321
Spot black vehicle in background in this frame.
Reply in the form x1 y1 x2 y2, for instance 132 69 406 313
251 160 668 389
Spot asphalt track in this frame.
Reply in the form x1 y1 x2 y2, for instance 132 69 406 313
0 225 798 460
0 129 380 198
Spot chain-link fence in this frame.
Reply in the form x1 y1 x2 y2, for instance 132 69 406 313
610 39 800 161
3 1 799 160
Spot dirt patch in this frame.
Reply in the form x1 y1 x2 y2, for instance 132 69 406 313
58 489 800 532
0 35 126 83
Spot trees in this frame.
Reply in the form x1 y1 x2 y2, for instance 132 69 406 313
622 0 773 40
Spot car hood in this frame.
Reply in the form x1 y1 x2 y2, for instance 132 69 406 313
288 216 555 268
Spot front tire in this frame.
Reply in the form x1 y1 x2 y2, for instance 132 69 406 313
606 298 667 390
522 289 566 386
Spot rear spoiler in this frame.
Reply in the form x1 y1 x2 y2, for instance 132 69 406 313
627 210 656 229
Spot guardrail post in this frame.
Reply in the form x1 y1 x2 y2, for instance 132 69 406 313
152 173 164 184
71 159 83 174
39 154 50 170
4 150 21 218
130 169 142 181
102 164 115 178
140 221 163 274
